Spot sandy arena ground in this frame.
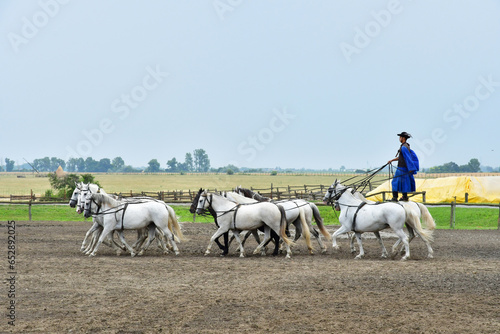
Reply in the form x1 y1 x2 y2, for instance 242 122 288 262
2 220 500 333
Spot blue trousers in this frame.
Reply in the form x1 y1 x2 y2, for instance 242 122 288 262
392 167 416 192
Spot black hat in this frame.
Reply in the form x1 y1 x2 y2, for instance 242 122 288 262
397 132 411 138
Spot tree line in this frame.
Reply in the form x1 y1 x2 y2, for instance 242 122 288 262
1 149 211 173
424 158 482 173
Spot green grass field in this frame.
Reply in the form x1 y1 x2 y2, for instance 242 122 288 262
1 203 498 229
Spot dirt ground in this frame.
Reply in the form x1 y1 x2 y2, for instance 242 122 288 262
2 221 500 333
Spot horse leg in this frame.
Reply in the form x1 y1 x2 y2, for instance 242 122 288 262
89 226 114 257
85 228 104 255
374 231 388 258
214 232 229 256
231 231 245 257
404 224 434 259
397 225 414 255
248 229 268 256
354 232 365 259
253 227 271 256
349 232 356 253
310 227 327 253
392 229 410 261
207 228 229 256
81 221 100 252
331 225 351 250
116 230 138 257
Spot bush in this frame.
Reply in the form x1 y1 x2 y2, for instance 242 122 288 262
270 171 278 176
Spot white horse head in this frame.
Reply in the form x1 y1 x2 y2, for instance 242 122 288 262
322 179 348 204
69 182 83 208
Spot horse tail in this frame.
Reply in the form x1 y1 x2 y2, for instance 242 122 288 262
299 208 313 253
403 203 434 243
416 202 436 230
167 205 187 242
278 205 294 246
310 203 331 241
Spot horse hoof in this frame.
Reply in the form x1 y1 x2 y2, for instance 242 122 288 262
381 254 388 259
401 256 409 261
354 255 363 260
332 245 340 251
239 254 245 258
204 251 210 256
130 252 136 257
427 254 434 259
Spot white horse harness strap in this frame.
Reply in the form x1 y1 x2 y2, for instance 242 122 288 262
120 203 129 230
232 204 242 230
352 202 367 232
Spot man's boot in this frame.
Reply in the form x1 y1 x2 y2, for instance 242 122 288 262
400 193 409 201
390 191 398 202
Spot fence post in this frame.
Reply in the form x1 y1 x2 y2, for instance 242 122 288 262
450 197 456 229
498 203 500 230
270 183 273 199
423 191 426 203
465 192 468 203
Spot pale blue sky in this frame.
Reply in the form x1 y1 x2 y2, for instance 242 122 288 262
1 0 499 170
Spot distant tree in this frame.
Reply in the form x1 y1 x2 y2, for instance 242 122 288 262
0 165 4 172
96 158 111 172
33 157 50 171
84 157 99 172
166 157 178 172
81 173 101 186
121 165 140 173
111 157 125 171
5 158 15 172
50 157 65 171
184 153 194 172
66 158 78 172
193 149 210 172
467 158 480 173
145 159 161 173
48 172 80 199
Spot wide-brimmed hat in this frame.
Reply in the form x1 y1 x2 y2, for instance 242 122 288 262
397 131 411 138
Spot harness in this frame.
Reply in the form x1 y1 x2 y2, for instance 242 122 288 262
352 202 367 232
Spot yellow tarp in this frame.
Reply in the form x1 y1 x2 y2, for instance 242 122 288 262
366 176 500 204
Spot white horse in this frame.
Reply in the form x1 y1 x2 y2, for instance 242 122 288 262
69 183 126 255
235 187 331 253
83 192 182 257
224 191 313 254
73 183 184 256
323 180 433 260
196 191 294 258
353 191 435 258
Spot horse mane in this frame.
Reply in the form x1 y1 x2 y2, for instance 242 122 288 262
92 193 122 207
236 187 270 202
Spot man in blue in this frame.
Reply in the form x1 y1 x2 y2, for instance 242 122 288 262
388 132 418 201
